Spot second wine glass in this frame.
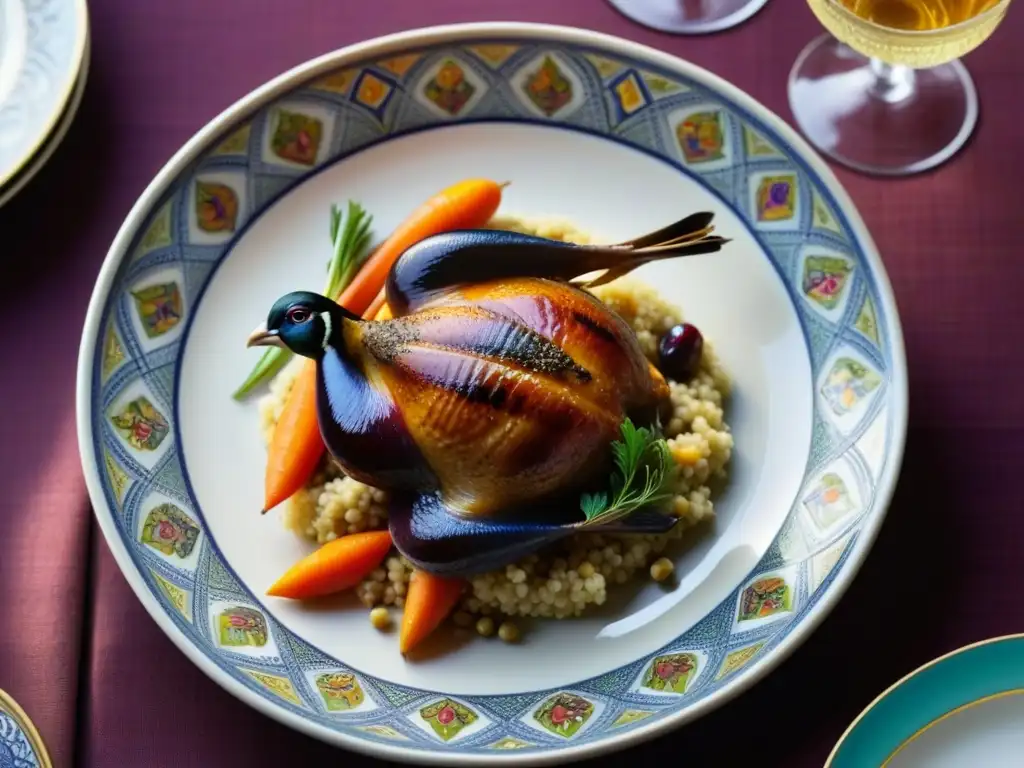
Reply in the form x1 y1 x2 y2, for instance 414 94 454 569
605 0 771 34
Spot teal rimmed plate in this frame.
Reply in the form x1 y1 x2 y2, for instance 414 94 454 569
75 22 908 765
828 635 1024 767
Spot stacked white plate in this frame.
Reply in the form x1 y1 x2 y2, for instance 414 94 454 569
0 0 89 208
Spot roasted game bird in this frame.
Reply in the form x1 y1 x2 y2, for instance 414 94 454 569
248 212 729 576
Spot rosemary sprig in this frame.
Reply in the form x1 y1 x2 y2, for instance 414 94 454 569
232 201 373 400
578 417 675 528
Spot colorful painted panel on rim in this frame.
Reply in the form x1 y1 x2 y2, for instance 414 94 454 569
532 693 595 739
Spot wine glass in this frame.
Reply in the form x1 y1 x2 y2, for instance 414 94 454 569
788 0 1012 176
605 0 771 35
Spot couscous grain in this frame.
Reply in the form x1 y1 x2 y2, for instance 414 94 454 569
650 557 675 583
475 617 496 638
498 621 521 643
369 606 392 631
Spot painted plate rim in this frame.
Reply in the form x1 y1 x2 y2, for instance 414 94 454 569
826 634 1024 767
75 21 909 765
0 0 89 190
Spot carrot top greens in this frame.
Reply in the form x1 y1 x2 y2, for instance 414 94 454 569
232 201 373 399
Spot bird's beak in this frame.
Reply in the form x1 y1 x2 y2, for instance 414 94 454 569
246 324 284 349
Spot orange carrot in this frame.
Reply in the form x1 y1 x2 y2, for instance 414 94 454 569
335 178 506 316
365 287 388 320
400 570 465 654
267 530 393 599
264 360 322 513
261 179 506 511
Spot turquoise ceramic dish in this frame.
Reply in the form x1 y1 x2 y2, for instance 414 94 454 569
828 635 1024 767
75 22 908 765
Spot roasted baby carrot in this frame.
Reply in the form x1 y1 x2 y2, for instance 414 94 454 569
263 360 322 513
262 298 384 512
373 303 393 321
365 287 388 320
267 530 393 599
334 178 506 316
261 179 506 510
400 570 465 654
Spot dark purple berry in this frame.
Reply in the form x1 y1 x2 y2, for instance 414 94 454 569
658 323 704 382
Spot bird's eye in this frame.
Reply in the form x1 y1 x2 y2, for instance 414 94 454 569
287 307 311 324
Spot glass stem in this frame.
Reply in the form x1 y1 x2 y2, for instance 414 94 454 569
868 58 916 104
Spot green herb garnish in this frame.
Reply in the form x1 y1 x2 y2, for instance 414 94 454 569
231 348 292 400
232 201 374 400
578 417 675 528
325 201 374 299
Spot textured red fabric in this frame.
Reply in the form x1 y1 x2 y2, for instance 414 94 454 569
1 0 1021 766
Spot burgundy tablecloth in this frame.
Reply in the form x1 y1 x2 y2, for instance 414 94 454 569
1 0 1021 765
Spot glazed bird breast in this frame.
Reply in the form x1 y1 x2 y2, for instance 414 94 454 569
353 276 672 518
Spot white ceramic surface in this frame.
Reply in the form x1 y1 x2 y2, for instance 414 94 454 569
888 693 1024 768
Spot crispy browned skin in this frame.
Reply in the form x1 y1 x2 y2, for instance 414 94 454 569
344 277 671 516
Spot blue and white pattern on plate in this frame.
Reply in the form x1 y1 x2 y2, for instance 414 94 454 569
0 0 88 188
0 690 50 768
82 31 905 759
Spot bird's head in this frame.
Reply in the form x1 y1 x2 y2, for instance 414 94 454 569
247 291 348 359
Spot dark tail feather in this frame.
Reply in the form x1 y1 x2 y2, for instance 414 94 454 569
386 212 729 314
617 211 716 250
579 211 729 288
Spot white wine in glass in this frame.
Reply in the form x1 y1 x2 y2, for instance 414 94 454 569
605 0 771 35
789 0 1012 175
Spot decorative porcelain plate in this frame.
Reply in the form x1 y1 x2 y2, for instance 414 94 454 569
0 23 89 209
828 635 1024 767
76 22 908 764
0 0 88 192
0 688 53 768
